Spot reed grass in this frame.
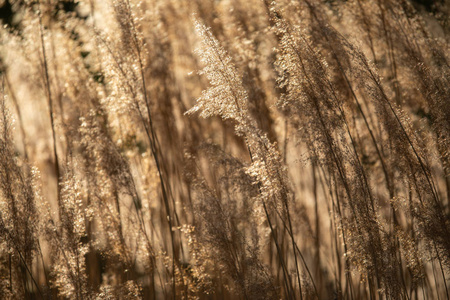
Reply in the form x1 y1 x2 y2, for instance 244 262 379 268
0 0 448 298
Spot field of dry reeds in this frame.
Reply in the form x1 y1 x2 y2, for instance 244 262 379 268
0 0 449 299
